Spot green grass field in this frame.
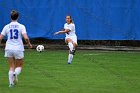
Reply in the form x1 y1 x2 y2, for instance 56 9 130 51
0 49 140 93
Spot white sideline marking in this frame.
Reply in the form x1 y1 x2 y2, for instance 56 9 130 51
84 54 100 56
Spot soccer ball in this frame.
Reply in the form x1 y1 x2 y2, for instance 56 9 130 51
36 45 44 52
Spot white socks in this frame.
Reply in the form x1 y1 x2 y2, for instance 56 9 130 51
68 42 74 51
15 67 22 75
68 54 73 64
8 67 22 85
8 71 14 85
68 42 74 64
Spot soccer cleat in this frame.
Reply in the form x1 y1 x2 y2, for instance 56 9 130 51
9 84 14 88
68 62 71 64
70 50 76 55
13 74 18 85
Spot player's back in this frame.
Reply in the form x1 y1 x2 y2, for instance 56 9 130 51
2 22 26 51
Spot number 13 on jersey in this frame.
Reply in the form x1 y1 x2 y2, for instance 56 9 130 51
10 29 19 39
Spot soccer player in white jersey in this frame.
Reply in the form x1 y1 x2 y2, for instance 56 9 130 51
54 15 77 64
0 10 32 87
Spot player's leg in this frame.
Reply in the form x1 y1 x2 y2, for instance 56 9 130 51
14 59 23 83
5 50 15 87
72 42 77 53
14 51 24 83
15 59 23 75
72 36 78 52
8 57 15 87
66 38 76 64
66 38 75 51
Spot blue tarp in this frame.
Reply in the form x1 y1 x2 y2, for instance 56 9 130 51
0 0 140 40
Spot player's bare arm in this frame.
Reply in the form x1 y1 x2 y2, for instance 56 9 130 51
54 29 70 35
22 33 32 48
0 34 4 44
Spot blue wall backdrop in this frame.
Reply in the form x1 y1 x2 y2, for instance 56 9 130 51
0 0 140 40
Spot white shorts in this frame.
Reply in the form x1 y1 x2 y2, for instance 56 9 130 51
5 50 24 59
65 36 78 44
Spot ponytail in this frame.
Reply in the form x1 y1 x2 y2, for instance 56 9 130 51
70 19 74 24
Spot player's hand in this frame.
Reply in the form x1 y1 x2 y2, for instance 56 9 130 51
28 44 33 49
54 32 59 35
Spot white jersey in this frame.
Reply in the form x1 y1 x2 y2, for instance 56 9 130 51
64 23 76 37
1 22 27 51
